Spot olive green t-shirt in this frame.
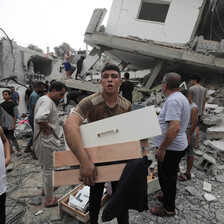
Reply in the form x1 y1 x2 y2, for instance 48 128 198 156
73 91 132 123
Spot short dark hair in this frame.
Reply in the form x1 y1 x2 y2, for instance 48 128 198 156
124 72 130 79
181 89 189 97
101 64 120 76
191 74 201 83
2 90 11 95
33 81 45 89
164 72 181 89
49 82 67 92
10 86 15 89
50 79 56 84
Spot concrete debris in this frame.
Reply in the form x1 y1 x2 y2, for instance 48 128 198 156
202 181 212 193
214 106 224 114
207 140 224 152
35 210 43 216
204 193 217 202
215 211 224 224
207 90 216 96
202 116 222 126
206 126 224 140
185 186 201 197
197 153 216 173
14 121 32 138
216 175 224 183
194 149 203 156
217 165 224 170
28 197 42 206
207 96 215 104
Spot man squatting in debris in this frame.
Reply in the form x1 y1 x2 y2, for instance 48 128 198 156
0 126 10 224
150 73 190 216
33 82 67 207
188 74 206 149
178 90 198 181
64 64 131 224
0 90 22 156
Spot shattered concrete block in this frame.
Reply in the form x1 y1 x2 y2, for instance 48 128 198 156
206 126 224 140
185 186 201 197
203 140 212 146
216 175 224 183
204 193 217 202
205 147 218 158
202 117 222 126
217 165 224 170
196 153 216 173
207 96 215 104
218 151 224 161
208 140 224 151
214 106 224 114
194 150 203 156
205 103 218 110
203 181 212 192
207 90 216 96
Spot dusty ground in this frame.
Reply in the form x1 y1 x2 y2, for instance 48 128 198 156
5 135 224 224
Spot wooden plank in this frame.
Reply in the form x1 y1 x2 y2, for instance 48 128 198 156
53 163 126 186
54 141 142 168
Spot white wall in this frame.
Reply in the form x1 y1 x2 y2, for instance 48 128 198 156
106 0 204 44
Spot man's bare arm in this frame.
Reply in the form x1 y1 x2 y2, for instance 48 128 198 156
12 114 17 131
155 120 180 162
63 113 97 186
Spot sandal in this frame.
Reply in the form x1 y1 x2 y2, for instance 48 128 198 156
44 197 58 208
150 205 175 217
156 193 163 202
178 173 191 181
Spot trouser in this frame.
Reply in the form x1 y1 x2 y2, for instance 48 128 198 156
89 182 129 224
158 149 186 212
42 167 53 198
37 145 54 198
27 116 34 147
0 192 6 224
3 129 19 150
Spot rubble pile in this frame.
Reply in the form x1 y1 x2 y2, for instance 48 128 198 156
4 85 224 224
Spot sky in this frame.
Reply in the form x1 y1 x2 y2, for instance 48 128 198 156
0 0 113 53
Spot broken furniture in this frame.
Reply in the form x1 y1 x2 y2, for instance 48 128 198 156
54 106 161 222
58 184 109 223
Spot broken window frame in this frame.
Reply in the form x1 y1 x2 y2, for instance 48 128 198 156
137 0 171 24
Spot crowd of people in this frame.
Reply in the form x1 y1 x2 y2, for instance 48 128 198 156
0 63 206 223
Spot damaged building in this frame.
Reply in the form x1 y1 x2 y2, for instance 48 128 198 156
81 0 224 89
2 1 224 224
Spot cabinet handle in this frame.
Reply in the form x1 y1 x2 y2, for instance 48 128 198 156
97 129 119 137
